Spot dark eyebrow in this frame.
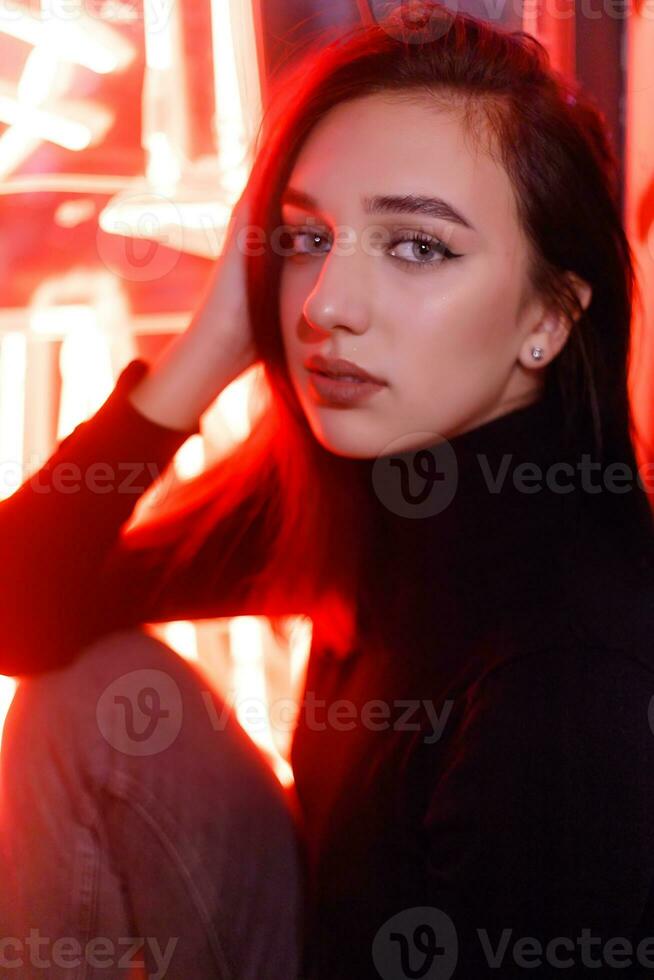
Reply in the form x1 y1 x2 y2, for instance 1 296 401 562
280 188 476 232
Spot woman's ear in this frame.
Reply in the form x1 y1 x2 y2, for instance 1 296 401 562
566 271 593 321
517 271 593 369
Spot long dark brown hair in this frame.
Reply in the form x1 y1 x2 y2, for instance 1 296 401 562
123 1 653 654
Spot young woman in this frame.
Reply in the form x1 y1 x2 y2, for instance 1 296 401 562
2 3 654 977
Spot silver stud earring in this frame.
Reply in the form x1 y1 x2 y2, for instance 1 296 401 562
531 346 545 361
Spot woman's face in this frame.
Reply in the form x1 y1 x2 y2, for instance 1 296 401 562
279 93 572 459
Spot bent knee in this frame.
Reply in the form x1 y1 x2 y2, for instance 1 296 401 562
2 629 190 754
23 628 188 698
2 629 285 810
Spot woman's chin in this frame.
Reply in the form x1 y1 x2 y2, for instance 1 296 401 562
306 418 385 460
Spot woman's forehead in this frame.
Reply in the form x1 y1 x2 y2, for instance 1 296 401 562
284 96 521 246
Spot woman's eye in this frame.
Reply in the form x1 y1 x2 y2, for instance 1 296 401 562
283 227 332 256
281 226 461 270
388 232 459 269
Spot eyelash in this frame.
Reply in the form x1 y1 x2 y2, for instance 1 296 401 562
283 225 462 271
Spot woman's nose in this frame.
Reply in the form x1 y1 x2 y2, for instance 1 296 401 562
301 247 372 336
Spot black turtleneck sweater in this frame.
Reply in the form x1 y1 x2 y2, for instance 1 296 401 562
2 358 654 979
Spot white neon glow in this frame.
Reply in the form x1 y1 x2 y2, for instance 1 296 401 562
0 332 27 501
0 95 89 148
143 0 173 71
158 621 199 662
17 44 63 106
228 617 287 769
0 2 135 74
173 433 206 482
58 326 113 439
288 615 313 691
215 368 257 443
0 677 17 747
144 131 181 189
210 0 248 188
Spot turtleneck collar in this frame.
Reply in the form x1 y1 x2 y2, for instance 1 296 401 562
365 387 575 555
354 386 650 688
371 387 568 507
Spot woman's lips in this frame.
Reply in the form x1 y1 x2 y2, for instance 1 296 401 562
304 354 387 385
307 369 386 406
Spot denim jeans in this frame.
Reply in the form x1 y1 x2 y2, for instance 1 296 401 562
0 628 303 980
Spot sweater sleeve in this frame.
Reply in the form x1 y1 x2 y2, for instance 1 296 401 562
0 359 282 678
416 645 654 978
